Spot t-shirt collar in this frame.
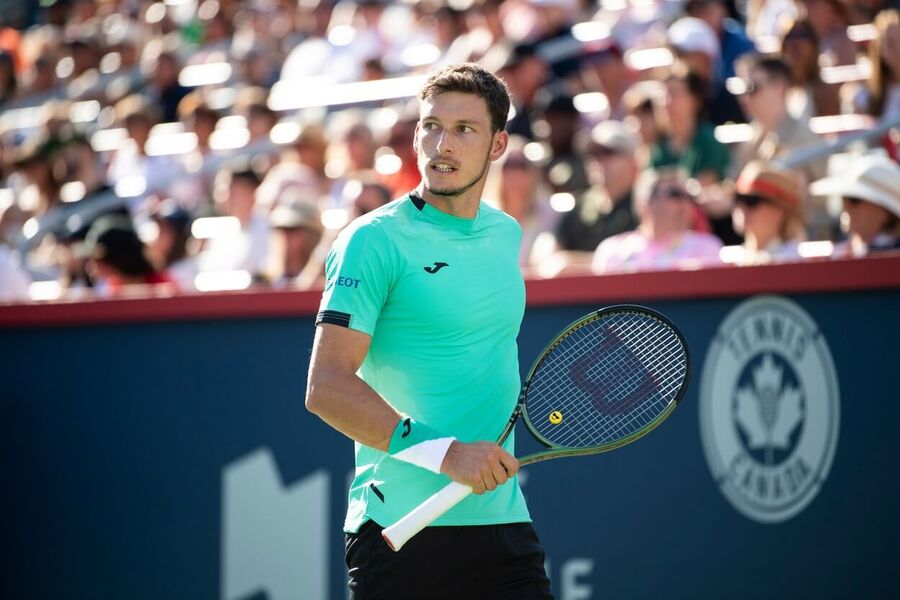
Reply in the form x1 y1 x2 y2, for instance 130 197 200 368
409 190 479 233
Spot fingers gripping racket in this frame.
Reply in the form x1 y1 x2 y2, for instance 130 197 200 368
382 305 690 551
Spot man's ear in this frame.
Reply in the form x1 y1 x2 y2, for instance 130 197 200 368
490 130 509 161
412 122 420 156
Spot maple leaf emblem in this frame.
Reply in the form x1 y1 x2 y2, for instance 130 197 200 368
735 354 804 449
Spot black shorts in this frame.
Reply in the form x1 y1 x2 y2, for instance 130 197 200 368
345 520 554 600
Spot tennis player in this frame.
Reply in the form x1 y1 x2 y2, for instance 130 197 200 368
306 63 554 599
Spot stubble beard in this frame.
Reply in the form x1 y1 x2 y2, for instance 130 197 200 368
423 148 492 198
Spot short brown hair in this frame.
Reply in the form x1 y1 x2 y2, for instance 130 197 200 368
418 63 511 133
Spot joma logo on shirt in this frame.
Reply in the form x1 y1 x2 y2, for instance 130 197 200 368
336 276 361 288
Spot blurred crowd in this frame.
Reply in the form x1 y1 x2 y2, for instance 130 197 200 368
1 0 899 302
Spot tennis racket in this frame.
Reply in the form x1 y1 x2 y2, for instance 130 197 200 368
382 304 690 551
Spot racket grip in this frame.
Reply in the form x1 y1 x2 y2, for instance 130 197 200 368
381 480 472 552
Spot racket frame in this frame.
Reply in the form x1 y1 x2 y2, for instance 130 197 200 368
510 304 691 466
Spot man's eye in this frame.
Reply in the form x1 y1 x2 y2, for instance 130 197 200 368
459 125 473 133
423 122 439 131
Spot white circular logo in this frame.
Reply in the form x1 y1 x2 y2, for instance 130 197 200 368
699 296 840 523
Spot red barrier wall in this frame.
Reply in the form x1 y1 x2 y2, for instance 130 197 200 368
2 254 899 328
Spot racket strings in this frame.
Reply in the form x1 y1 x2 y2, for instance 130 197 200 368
558 316 683 444
525 311 687 448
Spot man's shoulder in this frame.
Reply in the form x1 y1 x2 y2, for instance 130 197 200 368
478 202 522 236
338 196 411 244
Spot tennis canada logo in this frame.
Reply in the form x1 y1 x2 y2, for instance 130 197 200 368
699 296 840 523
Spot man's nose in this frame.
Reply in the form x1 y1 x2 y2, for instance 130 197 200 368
435 130 452 154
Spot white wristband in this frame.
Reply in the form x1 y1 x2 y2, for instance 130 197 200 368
392 436 456 474
387 417 456 474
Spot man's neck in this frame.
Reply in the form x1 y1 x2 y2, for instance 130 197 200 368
417 184 482 219
758 110 788 134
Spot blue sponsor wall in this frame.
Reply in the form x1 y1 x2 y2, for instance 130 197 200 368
2 275 899 599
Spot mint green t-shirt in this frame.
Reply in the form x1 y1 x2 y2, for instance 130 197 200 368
316 193 530 533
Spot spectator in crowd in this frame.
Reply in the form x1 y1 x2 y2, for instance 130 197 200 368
257 134 323 214
66 37 101 81
326 112 377 209
149 51 190 124
731 54 830 238
686 0 756 81
297 178 391 289
651 67 730 185
623 80 665 168
731 160 807 265
0 254 30 302
268 194 323 286
171 94 221 211
56 136 108 204
199 166 270 278
553 121 640 258
291 122 331 197
78 215 175 297
106 94 182 207
858 9 900 123
379 108 421 199
147 201 197 291
650 66 734 242
683 0 756 124
0 50 16 106
667 17 720 89
19 55 57 97
489 135 556 267
781 18 841 119
593 168 722 273
533 89 588 194
489 41 548 140
797 0 857 67
811 153 900 256
577 42 636 120
0 240 29 302
234 87 278 143
10 135 61 217
347 178 392 218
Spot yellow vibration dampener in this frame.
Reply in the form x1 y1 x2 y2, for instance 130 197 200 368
549 411 563 425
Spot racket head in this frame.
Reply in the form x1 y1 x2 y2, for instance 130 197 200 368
517 305 690 464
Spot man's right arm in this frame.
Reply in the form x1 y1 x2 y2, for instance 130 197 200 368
305 323 518 493
305 323 400 452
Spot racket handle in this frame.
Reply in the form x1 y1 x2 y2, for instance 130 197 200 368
381 480 472 551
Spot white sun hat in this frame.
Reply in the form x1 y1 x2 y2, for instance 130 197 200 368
667 17 720 60
810 153 900 218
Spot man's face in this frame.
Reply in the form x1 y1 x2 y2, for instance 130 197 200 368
587 146 635 193
642 174 693 229
415 91 507 199
842 197 893 243
226 180 256 222
740 67 786 124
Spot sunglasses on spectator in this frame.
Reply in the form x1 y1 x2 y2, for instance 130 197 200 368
588 146 622 159
654 186 692 200
735 193 771 208
842 197 867 207
726 77 772 96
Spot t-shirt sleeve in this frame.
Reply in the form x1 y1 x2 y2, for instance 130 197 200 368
316 222 395 336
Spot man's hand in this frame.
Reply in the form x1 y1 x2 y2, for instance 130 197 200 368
439 440 519 494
